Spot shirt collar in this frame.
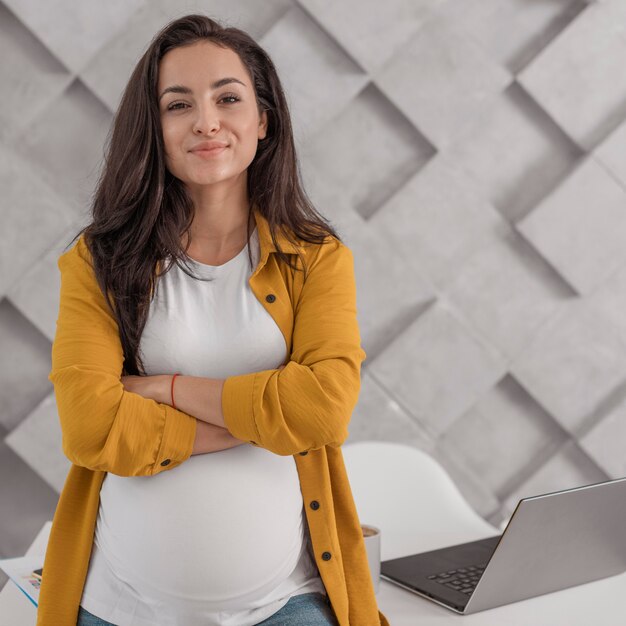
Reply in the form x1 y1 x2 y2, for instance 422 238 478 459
252 205 300 256
153 206 300 281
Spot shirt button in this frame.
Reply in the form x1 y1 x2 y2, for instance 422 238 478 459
160 459 171 466
322 552 332 561
265 294 276 303
299 451 309 456
310 500 320 510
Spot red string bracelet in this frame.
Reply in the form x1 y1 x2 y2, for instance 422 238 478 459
171 373 181 409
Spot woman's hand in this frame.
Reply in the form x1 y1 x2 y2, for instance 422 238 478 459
123 367 286 455
121 374 169 404
122 366 286 406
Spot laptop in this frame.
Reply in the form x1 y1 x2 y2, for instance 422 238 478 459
380 476 626 614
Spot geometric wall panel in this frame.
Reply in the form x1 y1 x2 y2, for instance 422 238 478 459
2 0 145 73
371 152 511 290
441 82 582 223
594 117 626 188
0 299 53 432
590 261 626 348
373 13 511 149
445 230 571 360
14 78 113 216
302 81 434 221
0 145 73 298
5 392 69 494
511 298 626 433
0 2 72 141
501 440 608 522
369 300 507 436
306 196 436 365
431 444 502 522
518 0 626 150
433 0 590 73
348 369 436 453
7 223 83 342
261 3 368 144
350 218 436 364
579 391 626 478
436 375 567 501
518 156 626 295
0 426 58 576
300 0 446 74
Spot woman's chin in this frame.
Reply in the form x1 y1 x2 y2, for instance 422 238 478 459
182 171 234 187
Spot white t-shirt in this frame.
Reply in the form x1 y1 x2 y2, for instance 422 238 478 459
80 225 326 626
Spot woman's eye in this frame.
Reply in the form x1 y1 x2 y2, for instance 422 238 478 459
166 95 240 112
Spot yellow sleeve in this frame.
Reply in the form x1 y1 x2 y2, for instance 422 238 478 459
48 236 197 477
221 239 367 456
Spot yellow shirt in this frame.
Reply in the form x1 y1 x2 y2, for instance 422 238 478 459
37 207 390 626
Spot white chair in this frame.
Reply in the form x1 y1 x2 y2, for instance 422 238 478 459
342 441 500 561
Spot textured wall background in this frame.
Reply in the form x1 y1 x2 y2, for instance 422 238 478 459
2 0 626 592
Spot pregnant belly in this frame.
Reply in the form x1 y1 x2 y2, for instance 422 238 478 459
95 444 306 604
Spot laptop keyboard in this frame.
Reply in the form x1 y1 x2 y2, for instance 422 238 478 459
427 565 485 595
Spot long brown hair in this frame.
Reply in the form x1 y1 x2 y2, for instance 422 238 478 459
64 14 342 376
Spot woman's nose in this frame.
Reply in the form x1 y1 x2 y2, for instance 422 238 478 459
193 105 220 134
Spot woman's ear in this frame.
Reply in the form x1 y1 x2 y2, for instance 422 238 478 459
258 109 268 140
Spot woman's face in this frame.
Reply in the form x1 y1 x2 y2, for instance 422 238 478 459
157 40 268 188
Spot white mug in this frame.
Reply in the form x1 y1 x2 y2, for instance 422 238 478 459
361 524 381 594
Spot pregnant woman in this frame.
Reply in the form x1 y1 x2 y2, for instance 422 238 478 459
37 13 389 626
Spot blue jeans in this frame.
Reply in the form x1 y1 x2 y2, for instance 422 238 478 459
77 592 338 625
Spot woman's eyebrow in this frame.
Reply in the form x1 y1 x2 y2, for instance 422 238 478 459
159 77 246 101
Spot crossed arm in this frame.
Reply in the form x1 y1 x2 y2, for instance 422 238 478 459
120 367 284 455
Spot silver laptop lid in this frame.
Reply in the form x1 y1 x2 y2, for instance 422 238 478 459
465 476 626 614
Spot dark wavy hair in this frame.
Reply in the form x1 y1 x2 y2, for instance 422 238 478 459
64 13 342 376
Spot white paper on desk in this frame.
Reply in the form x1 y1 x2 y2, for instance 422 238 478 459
0 555 43 607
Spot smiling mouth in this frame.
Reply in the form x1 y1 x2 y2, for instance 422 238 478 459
190 146 228 157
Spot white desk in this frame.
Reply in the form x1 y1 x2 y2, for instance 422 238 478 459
2 521 625 625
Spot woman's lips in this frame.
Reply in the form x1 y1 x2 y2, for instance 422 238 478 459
191 146 228 158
